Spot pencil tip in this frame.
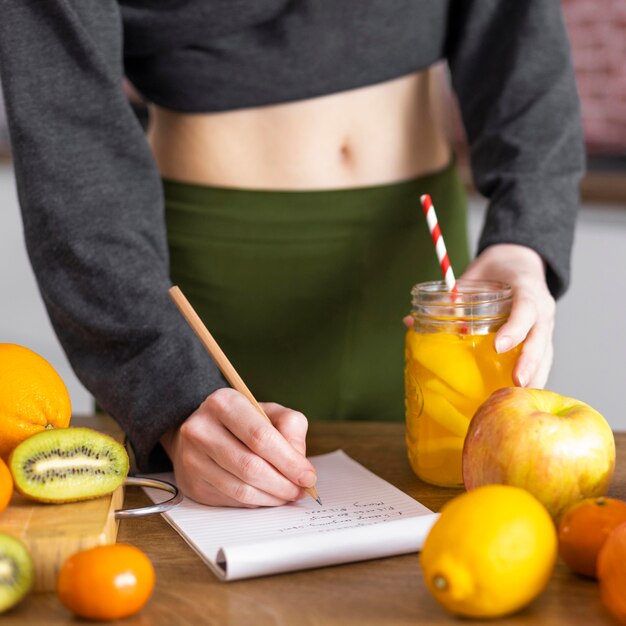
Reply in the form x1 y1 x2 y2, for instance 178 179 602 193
316 496 323 506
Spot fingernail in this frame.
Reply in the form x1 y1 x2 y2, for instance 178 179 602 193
496 335 513 353
516 371 528 387
298 470 317 488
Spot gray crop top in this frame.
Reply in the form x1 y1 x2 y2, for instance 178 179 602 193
0 1 585 471
123 1 452 113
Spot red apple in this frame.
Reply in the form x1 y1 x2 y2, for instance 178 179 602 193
462 387 615 521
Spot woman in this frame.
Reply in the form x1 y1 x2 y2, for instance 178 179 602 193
0 1 584 506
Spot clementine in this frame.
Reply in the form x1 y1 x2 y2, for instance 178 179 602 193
0 458 13 513
56 543 155 620
558 497 626 578
597 522 626 625
0 344 71 459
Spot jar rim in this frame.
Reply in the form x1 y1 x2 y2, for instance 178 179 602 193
410 279 513 325
411 279 512 305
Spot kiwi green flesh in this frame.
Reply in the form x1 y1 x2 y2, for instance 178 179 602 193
0 534 33 613
10 427 129 502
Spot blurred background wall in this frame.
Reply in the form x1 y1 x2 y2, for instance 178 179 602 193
562 0 626 156
1 0 626 426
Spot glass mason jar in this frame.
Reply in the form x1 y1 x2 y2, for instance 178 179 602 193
404 279 521 488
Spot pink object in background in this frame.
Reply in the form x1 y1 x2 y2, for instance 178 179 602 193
562 0 626 156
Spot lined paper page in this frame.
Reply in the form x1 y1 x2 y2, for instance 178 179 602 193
144 450 438 580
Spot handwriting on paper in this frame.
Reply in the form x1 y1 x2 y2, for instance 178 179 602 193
278 501 404 533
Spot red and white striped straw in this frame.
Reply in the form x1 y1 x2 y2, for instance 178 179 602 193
420 194 457 293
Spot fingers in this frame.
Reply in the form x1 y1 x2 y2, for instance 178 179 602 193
196 419 305 500
494 286 555 389
162 388 314 508
214 391 317 489
176 448 294 508
460 244 556 389
494 293 537 354
262 402 308 456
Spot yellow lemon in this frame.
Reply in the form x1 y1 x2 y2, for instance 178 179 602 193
0 344 71 459
420 484 557 618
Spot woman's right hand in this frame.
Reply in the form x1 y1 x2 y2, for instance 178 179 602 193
160 388 318 507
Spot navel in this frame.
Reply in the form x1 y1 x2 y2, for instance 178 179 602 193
339 140 353 164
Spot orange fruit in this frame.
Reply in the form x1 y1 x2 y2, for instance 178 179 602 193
0 458 13 513
57 543 155 620
0 344 71 459
558 497 626 578
598 522 626 624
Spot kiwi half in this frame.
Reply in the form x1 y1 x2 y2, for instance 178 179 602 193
9 427 129 503
0 533 33 613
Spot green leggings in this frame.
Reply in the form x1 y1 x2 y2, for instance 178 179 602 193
163 163 470 423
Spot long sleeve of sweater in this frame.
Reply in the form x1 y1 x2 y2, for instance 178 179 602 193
447 0 585 296
0 0 227 471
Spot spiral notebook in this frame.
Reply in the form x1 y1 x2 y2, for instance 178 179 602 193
144 450 438 581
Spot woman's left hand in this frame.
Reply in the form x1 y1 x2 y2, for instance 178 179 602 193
402 243 555 388
459 243 555 389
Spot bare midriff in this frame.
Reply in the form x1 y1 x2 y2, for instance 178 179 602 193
148 68 452 190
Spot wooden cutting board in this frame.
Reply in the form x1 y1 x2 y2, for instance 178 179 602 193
0 486 124 591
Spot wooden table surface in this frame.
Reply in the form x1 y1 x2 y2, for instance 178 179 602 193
4 420 625 626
